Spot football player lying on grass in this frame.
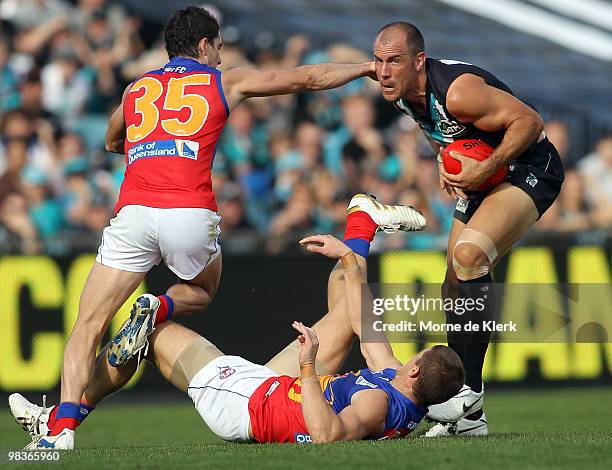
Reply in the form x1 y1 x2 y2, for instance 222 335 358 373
11 195 464 446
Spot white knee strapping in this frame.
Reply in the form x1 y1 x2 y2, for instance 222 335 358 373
452 228 498 281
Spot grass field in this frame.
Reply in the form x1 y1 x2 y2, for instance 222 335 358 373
1 387 611 469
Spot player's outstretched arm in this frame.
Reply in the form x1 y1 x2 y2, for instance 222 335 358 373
293 321 387 442
105 84 131 154
299 235 401 371
341 253 402 371
221 61 375 110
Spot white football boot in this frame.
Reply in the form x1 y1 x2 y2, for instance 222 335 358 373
108 294 160 367
9 393 54 439
425 411 488 437
347 193 427 232
24 428 74 450
426 384 485 423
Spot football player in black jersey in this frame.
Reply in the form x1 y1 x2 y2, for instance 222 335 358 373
372 22 564 436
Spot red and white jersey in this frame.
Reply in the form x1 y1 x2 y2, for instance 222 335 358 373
116 56 229 214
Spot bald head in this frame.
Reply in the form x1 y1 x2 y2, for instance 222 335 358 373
376 22 424 56
373 22 426 102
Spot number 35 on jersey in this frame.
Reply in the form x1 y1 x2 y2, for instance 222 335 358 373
127 74 211 142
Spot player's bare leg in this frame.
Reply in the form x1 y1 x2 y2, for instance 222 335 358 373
460 184 539 264
91 321 223 404
265 260 361 376
63 264 145 402
167 255 222 315
107 255 222 367
427 183 538 431
81 323 221 409
80 344 139 406
22 263 146 449
266 194 427 376
83 322 220 403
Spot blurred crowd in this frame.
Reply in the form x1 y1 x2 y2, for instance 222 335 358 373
0 0 610 256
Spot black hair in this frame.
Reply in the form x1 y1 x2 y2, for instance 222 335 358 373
377 21 425 55
164 6 220 59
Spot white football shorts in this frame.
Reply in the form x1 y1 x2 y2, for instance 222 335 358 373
96 205 221 280
187 355 277 442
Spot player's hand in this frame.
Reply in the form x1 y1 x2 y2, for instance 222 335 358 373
437 149 467 200
299 235 351 259
440 151 495 192
439 172 468 200
366 61 377 81
292 321 319 363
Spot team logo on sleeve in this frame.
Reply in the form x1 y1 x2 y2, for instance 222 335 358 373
218 366 236 379
355 376 378 388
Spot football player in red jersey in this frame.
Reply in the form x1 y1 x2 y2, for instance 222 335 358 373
35 6 379 449
13 195 464 446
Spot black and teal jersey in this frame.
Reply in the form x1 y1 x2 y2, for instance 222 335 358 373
394 58 518 148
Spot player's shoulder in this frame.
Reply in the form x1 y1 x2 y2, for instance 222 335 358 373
428 58 483 83
220 67 261 91
430 59 498 99
428 58 484 73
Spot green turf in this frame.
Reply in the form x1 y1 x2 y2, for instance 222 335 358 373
1 388 611 469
